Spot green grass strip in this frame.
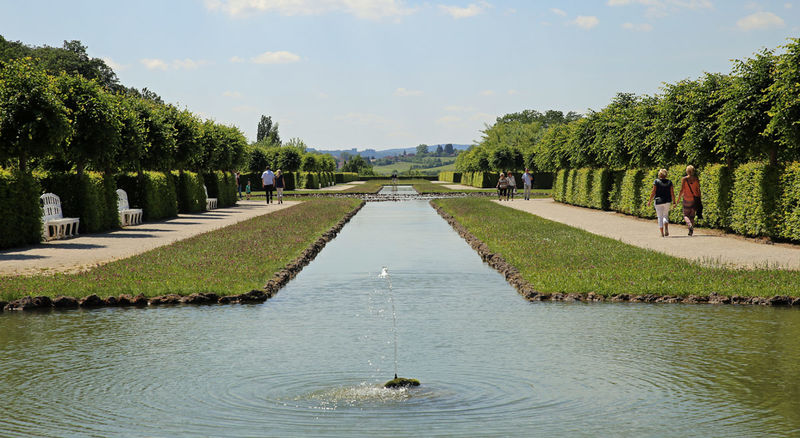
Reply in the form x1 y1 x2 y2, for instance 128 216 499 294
0 198 363 301
433 197 800 297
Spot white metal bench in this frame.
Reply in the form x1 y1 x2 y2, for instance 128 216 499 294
116 189 143 226
204 185 217 210
40 193 80 241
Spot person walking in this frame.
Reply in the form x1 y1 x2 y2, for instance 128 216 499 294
261 166 276 204
506 171 517 201
521 169 533 200
235 171 242 200
647 168 676 237
678 165 702 236
275 169 285 204
496 172 508 201
245 179 251 200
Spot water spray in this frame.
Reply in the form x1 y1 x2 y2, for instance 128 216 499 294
379 267 420 389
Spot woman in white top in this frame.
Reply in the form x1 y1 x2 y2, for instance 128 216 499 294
506 171 517 201
496 172 508 201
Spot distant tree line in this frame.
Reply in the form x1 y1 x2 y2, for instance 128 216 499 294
458 37 800 173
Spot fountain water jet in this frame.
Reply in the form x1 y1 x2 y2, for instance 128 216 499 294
378 267 421 389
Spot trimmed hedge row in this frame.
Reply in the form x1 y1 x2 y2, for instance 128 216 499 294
553 161 800 242
461 171 553 189
335 172 359 183
437 171 462 183
0 170 42 249
0 170 238 249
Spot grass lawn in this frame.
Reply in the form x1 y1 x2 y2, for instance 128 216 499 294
372 157 456 175
433 197 800 297
0 198 363 301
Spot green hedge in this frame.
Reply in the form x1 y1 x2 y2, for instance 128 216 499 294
729 162 779 237
175 171 205 213
553 169 568 202
0 170 42 248
697 164 732 229
588 168 611 210
138 171 178 221
564 169 578 205
216 171 237 207
779 162 800 241
438 171 462 183
336 172 359 183
617 169 645 216
39 172 119 233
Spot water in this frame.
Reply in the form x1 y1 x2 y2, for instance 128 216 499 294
377 185 417 194
2 200 800 437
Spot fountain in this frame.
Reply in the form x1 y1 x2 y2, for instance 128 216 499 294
378 267 420 389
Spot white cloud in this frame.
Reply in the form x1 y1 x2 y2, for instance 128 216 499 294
223 90 242 98
622 22 654 31
436 115 461 125
444 105 476 112
480 90 495 96
471 112 494 121
141 58 170 70
141 58 209 70
571 15 599 29
550 8 567 16
230 55 246 63
786 3 793 9
251 51 301 64
394 87 423 97
737 11 785 30
102 57 127 72
607 0 712 18
439 1 491 19
206 0 417 20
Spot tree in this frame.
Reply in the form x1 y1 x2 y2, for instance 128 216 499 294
0 57 70 172
138 100 177 172
115 94 147 173
54 73 122 175
256 114 280 145
277 146 302 172
444 143 454 155
301 154 318 172
765 38 800 164
164 105 202 170
489 145 523 171
341 154 371 173
416 144 428 156
435 144 444 155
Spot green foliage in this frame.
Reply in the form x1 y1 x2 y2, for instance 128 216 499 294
607 170 625 212
39 171 119 233
698 164 733 229
0 169 42 248
637 169 661 219
563 169 578 205
588 168 611 210
301 154 318 172
553 169 568 202
778 162 800 241
618 169 645 216
437 171 462 183
256 115 280 145
141 171 178 221
765 38 800 164
174 171 205 213
729 162 779 237
667 164 690 224
0 57 70 171
215 171 237 207
301 172 320 189
335 172 359 183
463 172 499 188
341 154 372 174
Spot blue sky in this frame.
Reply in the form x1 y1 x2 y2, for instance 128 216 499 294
1 1 798 150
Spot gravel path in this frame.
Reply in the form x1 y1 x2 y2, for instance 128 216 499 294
497 198 800 270
0 201 299 276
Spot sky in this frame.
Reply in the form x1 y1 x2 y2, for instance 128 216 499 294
1 1 798 150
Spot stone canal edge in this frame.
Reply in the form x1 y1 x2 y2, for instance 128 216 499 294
429 201 800 307
1 201 367 312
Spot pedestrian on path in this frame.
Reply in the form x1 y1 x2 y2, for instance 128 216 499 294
506 171 517 200
678 165 702 236
245 179 251 200
496 172 508 201
275 169 285 204
522 169 533 200
261 166 275 204
647 168 676 237
235 171 242 199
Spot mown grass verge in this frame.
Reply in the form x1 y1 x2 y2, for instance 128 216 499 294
433 197 800 297
0 198 363 302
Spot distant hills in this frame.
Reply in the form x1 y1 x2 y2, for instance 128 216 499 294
308 144 471 159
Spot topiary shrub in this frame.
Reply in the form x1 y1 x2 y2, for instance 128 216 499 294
729 162 779 237
142 171 178 221
618 168 645 216
607 170 625 212
588 168 611 210
667 165 690 224
175 171 205 213
694 163 731 229
0 169 43 248
553 169 567 203
216 171 237 207
564 169 578 205
571 168 592 207
336 172 359 183
39 172 119 233
437 171 462 183
778 162 800 242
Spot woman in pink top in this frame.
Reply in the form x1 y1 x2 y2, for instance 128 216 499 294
678 165 702 236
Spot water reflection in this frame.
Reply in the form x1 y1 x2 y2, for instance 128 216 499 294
1 201 799 437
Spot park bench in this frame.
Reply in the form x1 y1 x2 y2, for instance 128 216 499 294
40 193 80 241
204 185 217 210
116 189 143 226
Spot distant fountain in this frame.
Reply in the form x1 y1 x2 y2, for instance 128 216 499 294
378 267 420 389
